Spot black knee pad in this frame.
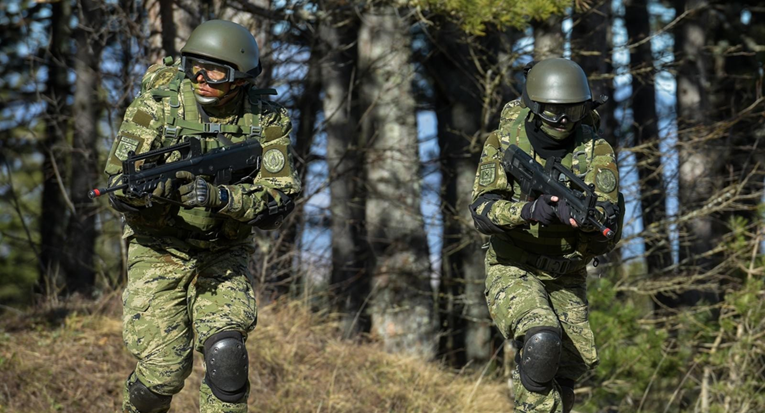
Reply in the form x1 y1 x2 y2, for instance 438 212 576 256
128 373 172 413
518 326 562 393
204 331 249 403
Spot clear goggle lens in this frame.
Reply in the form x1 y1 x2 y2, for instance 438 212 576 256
183 57 234 84
538 103 587 123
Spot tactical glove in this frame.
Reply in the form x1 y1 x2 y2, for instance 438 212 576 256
176 171 227 209
147 177 175 204
521 195 575 226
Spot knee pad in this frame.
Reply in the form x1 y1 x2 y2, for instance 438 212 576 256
128 374 172 413
518 326 562 393
204 331 249 403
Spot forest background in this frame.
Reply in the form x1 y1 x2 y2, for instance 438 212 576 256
1 0 764 411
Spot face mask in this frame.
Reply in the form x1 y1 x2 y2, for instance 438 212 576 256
539 119 576 140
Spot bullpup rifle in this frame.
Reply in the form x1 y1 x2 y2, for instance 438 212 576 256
88 137 262 203
502 144 616 239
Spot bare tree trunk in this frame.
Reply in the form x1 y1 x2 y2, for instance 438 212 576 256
320 11 371 338
572 0 617 147
624 0 673 283
674 0 723 300
533 16 563 60
266 41 322 298
427 20 492 366
65 0 104 296
39 0 72 296
146 0 206 63
358 5 436 358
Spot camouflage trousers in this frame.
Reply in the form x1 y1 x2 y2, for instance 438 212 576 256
122 237 258 413
484 247 598 413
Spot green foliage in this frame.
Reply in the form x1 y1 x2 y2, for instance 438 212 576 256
413 0 570 34
580 277 684 411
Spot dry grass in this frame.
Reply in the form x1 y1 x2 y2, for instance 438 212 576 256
0 298 512 413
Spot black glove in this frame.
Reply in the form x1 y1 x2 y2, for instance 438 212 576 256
176 171 226 209
521 195 575 226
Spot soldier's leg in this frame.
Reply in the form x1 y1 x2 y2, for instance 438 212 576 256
547 271 599 413
189 245 258 413
484 262 565 413
122 240 195 413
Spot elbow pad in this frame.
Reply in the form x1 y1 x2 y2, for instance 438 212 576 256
469 194 505 235
247 189 295 230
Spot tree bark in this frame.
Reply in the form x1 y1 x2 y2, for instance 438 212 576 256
624 0 673 281
320 11 371 337
427 20 492 366
358 5 436 358
39 0 72 296
533 16 563 60
674 0 722 290
65 0 104 295
572 0 617 147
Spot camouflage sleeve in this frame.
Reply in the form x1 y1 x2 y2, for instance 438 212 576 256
582 135 619 205
470 130 529 229
103 92 165 206
578 133 622 250
217 102 301 222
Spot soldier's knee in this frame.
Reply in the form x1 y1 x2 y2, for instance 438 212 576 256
128 373 172 413
204 331 249 403
518 326 562 393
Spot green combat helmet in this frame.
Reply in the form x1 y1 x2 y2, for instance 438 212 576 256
180 20 262 105
521 58 606 138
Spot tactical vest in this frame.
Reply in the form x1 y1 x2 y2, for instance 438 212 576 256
495 106 602 261
125 58 275 247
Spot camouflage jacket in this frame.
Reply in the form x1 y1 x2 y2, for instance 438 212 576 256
104 62 301 245
471 99 622 262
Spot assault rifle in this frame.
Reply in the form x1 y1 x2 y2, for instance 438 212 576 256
502 144 616 239
88 137 262 203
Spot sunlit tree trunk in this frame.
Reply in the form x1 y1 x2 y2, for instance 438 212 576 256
321 11 371 337
533 16 563 59
358 5 436 358
427 20 492 366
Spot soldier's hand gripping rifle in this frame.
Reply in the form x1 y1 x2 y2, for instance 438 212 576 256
88 137 262 205
502 144 617 239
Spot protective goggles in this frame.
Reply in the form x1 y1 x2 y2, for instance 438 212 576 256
537 102 588 123
181 56 248 85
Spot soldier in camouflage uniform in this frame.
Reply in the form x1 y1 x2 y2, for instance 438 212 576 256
104 20 300 413
469 58 623 413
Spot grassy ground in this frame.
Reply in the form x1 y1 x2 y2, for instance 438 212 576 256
0 297 512 413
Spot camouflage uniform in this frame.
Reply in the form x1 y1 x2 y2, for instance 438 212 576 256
106 56 300 413
471 99 622 412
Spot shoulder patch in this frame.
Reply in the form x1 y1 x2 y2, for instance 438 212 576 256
132 110 154 127
263 125 284 142
595 169 617 193
478 161 498 187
